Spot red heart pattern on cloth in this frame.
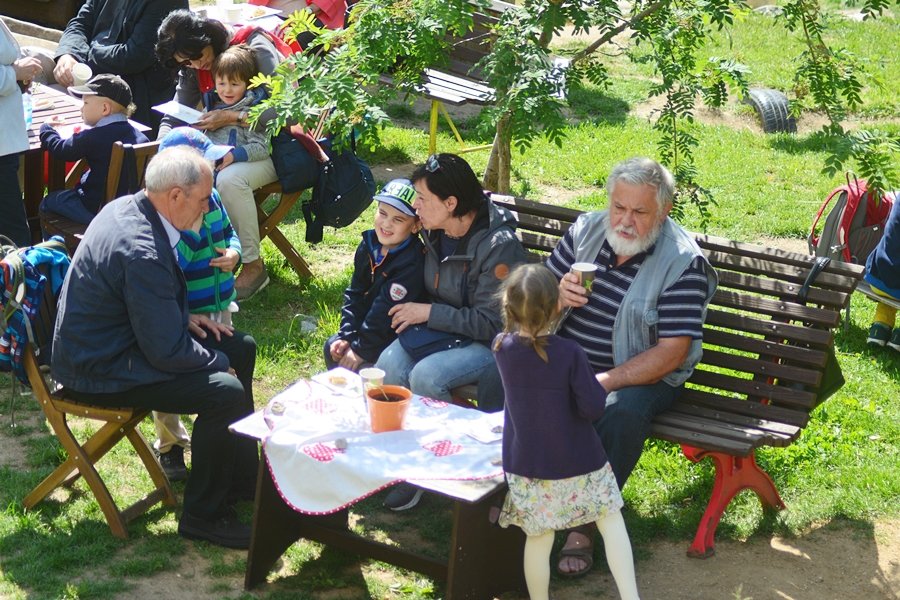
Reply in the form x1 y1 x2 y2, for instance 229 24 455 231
423 440 462 457
303 397 332 414
302 442 346 462
420 397 448 409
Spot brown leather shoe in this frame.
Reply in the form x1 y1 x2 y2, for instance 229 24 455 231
235 260 269 301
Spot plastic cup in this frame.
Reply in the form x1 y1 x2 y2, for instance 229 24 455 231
225 5 243 22
570 262 597 292
72 63 92 87
366 384 412 433
359 367 385 400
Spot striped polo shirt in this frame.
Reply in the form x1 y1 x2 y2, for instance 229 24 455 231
546 231 708 372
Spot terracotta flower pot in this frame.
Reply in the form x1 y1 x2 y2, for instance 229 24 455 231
366 385 412 433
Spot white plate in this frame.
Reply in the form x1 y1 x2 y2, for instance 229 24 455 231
311 367 363 397
244 5 282 19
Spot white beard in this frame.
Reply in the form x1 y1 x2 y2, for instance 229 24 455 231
605 217 663 258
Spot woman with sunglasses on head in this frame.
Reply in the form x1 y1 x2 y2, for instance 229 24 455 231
375 153 528 511
156 9 285 300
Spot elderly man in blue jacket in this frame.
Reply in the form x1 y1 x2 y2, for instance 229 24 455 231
51 146 258 549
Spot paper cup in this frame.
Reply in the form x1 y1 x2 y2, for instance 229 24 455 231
366 385 412 433
225 5 243 22
72 63 92 87
570 262 597 292
359 367 385 391
216 0 233 6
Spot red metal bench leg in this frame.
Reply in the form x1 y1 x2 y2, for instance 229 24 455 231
681 445 786 559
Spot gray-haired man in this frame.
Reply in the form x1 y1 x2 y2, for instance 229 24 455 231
547 157 718 577
52 147 258 548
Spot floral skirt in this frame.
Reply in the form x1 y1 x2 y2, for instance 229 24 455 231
498 463 623 536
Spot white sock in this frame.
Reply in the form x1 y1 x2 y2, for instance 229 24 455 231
523 531 555 600
596 511 641 600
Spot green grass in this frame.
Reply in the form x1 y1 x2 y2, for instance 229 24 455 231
2 5 899 599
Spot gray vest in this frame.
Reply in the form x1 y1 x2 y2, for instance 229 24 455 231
561 211 717 386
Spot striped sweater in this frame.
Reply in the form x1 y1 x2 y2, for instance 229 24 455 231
175 190 241 314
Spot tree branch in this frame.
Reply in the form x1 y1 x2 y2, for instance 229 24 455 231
570 0 669 65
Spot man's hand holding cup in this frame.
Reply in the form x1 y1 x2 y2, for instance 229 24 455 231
559 262 597 309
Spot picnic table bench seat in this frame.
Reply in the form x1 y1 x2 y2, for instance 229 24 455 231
461 192 865 558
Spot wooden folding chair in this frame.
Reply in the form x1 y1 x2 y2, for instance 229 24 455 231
253 183 312 279
22 265 176 539
41 140 161 253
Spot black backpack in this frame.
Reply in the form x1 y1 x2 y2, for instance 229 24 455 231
301 133 376 244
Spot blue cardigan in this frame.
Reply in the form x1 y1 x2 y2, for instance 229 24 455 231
494 333 610 480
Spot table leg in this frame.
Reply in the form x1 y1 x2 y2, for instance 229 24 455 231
22 150 45 243
245 460 307 589
446 485 527 599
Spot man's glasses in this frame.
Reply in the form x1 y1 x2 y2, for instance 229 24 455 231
425 154 442 173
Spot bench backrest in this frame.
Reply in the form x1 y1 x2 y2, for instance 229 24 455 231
443 0 516 80
490 193 865 451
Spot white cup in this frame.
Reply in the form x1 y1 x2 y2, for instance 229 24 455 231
216 0 233 6
570 262 597 292
72 63 92 87
225 5 243 22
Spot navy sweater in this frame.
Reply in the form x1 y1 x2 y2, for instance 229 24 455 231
338 230 426 363
494 333 610 480
865 201 900 299
40 119 148 214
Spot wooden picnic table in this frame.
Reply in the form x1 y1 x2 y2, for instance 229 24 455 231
229 388 527 599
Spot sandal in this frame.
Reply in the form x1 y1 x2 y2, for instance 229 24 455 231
556 533 594 578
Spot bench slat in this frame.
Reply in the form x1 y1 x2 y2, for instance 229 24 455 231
668 402 805 437
716 270 848 309
653 412 797 448
711 289 840 328
704 309 833 347
705 251 855 292
650 422 754 456
688 369 816 409
489 194 584 222
696 234 865 286
699 348 822 387
702 328 827 368
677 388 811 427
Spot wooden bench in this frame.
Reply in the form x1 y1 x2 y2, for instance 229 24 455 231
468 193 865 558
381 0 510 155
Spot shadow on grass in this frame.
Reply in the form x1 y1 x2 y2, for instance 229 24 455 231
566 85 631 126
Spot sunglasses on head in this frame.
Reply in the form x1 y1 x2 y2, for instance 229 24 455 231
425 154 441 173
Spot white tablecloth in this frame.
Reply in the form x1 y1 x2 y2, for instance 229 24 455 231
259 378 504 514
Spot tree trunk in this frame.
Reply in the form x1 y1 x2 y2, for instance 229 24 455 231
483 114 512 193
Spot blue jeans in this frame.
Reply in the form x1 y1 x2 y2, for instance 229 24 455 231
0 152 31 246
594 380 682 489
375 338 504 412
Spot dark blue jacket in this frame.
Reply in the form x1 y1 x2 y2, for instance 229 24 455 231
338 230 426 362
51 191 229 393
866 200 900 299
40 119 148 214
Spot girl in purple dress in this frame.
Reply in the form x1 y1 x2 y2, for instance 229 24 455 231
493 263 640 600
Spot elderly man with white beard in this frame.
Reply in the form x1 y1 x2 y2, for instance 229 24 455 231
544 157 718 578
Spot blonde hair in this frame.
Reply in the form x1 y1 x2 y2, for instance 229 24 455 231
496 263 560 363
211 44 258 85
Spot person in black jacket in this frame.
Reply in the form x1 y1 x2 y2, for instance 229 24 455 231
28 0 187 133
324 179 425 371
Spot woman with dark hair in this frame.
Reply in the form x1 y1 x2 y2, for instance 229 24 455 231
156 9 284 299
375 153 528 510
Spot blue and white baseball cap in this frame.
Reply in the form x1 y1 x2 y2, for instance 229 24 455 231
159 126 233 162
374 178 417 217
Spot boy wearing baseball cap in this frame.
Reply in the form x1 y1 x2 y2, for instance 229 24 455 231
324 178 427 371
39 74 148 227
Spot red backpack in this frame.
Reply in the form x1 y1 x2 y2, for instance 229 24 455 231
808 176 895 264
